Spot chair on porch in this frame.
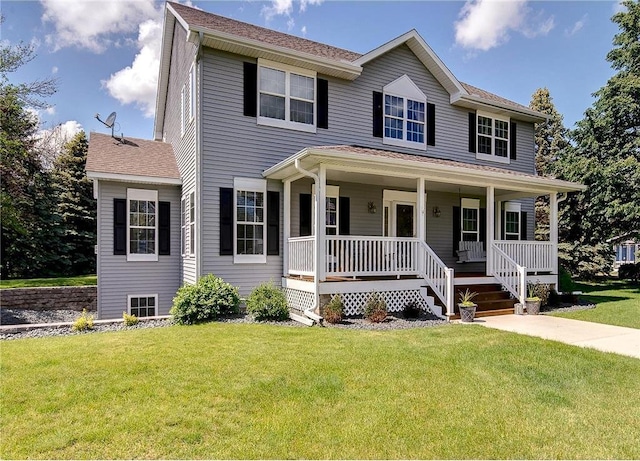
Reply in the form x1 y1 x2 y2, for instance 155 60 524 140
457 241 486 263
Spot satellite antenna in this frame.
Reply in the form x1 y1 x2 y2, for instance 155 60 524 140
95 111 118 138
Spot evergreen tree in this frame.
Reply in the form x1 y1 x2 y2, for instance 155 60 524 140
553 0 640 278
529 88 569 241
50 132 96 275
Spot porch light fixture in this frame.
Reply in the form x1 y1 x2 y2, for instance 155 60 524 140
432 206 441 218
368 201 377 214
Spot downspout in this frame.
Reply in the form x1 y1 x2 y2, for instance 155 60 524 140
294 158 324 325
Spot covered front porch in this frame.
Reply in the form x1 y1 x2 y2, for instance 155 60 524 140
264 145 585 318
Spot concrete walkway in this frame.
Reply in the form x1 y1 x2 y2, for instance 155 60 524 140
476 314 640 359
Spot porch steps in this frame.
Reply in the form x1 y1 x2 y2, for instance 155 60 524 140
425 283 518 319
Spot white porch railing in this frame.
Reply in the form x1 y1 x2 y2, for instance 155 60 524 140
418 241 454 315
491 244 526 304
325 236 419 277
288 236 315 276
494 240 554 272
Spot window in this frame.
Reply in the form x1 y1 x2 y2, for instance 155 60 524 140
461 198 480 242
189 191 195 255
127 189 158 261
257 59 316 133
504 202 521 240
189 64 196 121
128 294 157 318
476 112 510 163
181 197 186 256
181 191 195 257
312 185 339 235
383 75 427 150
234 178 266 263
181 84 186 136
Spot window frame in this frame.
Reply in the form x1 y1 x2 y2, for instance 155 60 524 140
181 196 187 256
475 111 510 164
461 198 480 242
189 63 196 123
127 188 158 262
382 75 427 151
504 202 521 241
233 178 267 264
189 191 195 256
180 83 186 137
127 294 158 318
257 59 317 134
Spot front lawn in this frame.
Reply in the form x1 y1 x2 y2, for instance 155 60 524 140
551 280 640 329
2 323 639 459
0 275 97 289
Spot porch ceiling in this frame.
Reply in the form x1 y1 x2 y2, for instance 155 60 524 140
263 145 586 197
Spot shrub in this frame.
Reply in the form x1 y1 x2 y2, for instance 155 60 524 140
123 312 139 326
558 265 575 293
618 263 640 282
402 301 421 319
323 295 344 324
72 309 94 331
170 274 240 325
246 282 289 321
364 292 387 323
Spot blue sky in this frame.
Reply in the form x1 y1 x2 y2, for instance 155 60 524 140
2 0 624 143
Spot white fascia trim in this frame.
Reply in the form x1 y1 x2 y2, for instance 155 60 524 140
451 92 546 123
87 171 182 186
264 148 586 193
192 25 362 78
355 30 465 95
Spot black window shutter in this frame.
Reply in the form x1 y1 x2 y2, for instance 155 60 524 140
427 103 436 146
468 112 476 153
479 208 486 247
299 193 312 237
501 208 506 240
243 62 257 117
510 121 517 160
317 78 328 129
220 188 234 255
114 198 126 255
520 211 527 240
267 191 280 255
452 206 460 257
159 201 170 255
339 196 350 235
373 91 383 138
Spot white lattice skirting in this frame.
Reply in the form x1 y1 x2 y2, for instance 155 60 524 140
336 289 432 316
285 288 316 312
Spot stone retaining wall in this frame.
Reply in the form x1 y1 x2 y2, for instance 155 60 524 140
0 286 97 311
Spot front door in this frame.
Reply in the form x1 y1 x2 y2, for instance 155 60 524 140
395 204 415 237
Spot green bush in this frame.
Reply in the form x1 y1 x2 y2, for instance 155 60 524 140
170 274 240 325
323 295 344 324
364 292 387 323
558 265 575 293
246 282 289 321
123 312 139 326
618 263 640 282
402 301 421 319
72 309 94 331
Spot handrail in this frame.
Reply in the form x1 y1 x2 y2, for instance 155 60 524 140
418 241 454 316
491 243 526 304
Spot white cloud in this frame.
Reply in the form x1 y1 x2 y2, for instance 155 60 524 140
102 19 163 117
455 0 554 51
35 120 84 166
299 0 323 13
51 66 58 74
301 25 307 37
287 17 295 31
262 0 323 21
565 14 588 37
45 106 56 115
40 0 161 53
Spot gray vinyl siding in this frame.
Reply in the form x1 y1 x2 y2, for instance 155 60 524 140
96 181 180 319
197 44 539 291
162 22 198 284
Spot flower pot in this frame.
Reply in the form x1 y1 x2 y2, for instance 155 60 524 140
458 304 477 322
525 299 541 315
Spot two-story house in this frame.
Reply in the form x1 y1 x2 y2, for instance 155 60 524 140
86 2 585 322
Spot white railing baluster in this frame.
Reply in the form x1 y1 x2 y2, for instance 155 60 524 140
494 240 554 272
491 243 526 304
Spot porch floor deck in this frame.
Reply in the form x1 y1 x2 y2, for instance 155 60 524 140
286 272 489 283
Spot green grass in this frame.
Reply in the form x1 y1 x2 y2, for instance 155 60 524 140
551 280 640 329
0 275 96 289
2 323 639 459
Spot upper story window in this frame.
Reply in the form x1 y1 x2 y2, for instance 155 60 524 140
258 59 316 133
383 75 427 150
476 111 510 164
127 188 158 262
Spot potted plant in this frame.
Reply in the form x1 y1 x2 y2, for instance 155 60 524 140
525 283 541 315
458 288 478 322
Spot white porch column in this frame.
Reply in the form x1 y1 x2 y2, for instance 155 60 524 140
550 192 559 274
417 177 426 274
317 164 327 282
486 186 495 276
283 179 291 277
